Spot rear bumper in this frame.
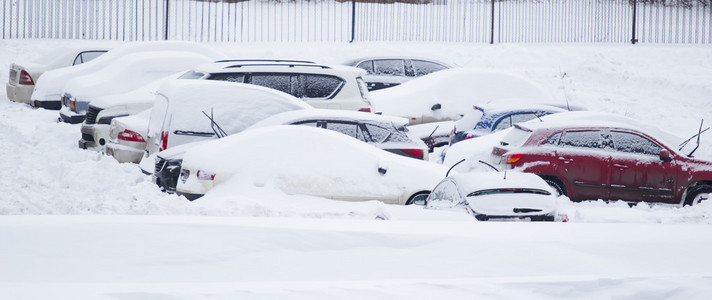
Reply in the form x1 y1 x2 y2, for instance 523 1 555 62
106 141 145 164
59 106 86 124
6 82 34 104
79 124 110 152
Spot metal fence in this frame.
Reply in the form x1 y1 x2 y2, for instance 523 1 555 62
2 0 711 43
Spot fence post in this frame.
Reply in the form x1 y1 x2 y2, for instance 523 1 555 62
490 0 495 44
350 0 356 43
164 0 170 40
631 0 638 44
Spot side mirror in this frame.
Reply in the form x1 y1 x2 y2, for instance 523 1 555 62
660 149 672 162
431 103 442 111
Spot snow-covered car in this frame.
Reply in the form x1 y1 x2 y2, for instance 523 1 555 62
176 125 447 203
59 51 214 124
140 80 313 175
491 111 712 206
370 68 581 125
407 121 456 152
343 57 451 91
105 109 151 164
179 60 374 112
30 40 224 111
249 109 430 160
78 72 182 152
425 171 561 221
449 104 567 146
6 45 111 106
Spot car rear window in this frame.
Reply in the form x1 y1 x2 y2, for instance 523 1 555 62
412 60 448 76
467 188 551 197
499 127 531 148
304 74 343 99
454 109 485 132
207 72 245 82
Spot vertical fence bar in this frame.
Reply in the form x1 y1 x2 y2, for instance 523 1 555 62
631 0 637 43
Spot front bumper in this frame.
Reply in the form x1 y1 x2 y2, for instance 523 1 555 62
59 106 86 124
79 124 110 152
6 82 34 105
153 158 183 193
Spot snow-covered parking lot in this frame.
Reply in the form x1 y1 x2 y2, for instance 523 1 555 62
2 39 712 299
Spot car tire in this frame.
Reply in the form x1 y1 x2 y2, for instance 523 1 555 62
406 191 430 206
540 176 568 197
684 184 712 206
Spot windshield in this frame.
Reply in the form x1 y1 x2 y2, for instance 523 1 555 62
147 94 170 141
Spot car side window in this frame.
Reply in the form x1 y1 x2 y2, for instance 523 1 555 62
411 60 448 76
207 72 245 83
324 121 358 138
493 116 512 131
427 180 463 208
293 120 323 128
611 131 661 156
72 50 106 65
358 123 393 143
249 74 293 95
559 130 603 149
373 59 406 76
356 61 374 74
544 132 562 146
511 113 539 124
303 74 344 99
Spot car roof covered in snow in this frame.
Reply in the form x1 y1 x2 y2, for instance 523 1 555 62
447 171 554 195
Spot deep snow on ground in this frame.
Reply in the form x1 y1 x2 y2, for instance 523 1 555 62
1 39 712 299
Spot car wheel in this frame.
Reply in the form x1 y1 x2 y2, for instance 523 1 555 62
684 185 712 206
406 191 430 206
540 176 568 197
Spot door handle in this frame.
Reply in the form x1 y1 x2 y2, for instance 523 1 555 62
558 157 573 163
613 163 629 169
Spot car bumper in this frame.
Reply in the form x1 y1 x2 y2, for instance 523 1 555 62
31 99 62 110
79 124 111 151
106 141 146 164
59 106 86 124
6 82 34 104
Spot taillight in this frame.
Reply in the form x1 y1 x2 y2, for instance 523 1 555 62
504 153 525 164
60 95 66 106
117 129 145 143
197 170 215 181
358 107 372 113
159 131 169 152
19 70 34 85
68 98 76 111
465 133 473 140
401 149 424 160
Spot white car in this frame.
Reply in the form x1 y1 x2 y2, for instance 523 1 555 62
426 171 563 221
176 126 447 203
249 109 430 160
179 60 374 112
30 40 224 110
6 45 112 106
78 72 183 152
370 68 579 125
140 80 313 174
60 51 215 124
105 109 152 164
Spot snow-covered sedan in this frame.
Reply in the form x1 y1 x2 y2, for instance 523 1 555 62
249 109 430 160
370 68 582 125
105 109 151 164
6 45 111 106
176 126 447 203
30 40 224 111
426 171 562 221
59 51 214 124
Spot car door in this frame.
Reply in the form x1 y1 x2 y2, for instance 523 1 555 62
608 130 678 204
554 130 611 201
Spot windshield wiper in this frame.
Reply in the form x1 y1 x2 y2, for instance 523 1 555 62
202 108 228 139
684 120 706 157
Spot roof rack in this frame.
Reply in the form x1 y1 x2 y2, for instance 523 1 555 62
214 59 316 64
224 63 332 69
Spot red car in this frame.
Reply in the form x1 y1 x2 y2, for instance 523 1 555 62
491 112 712 206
